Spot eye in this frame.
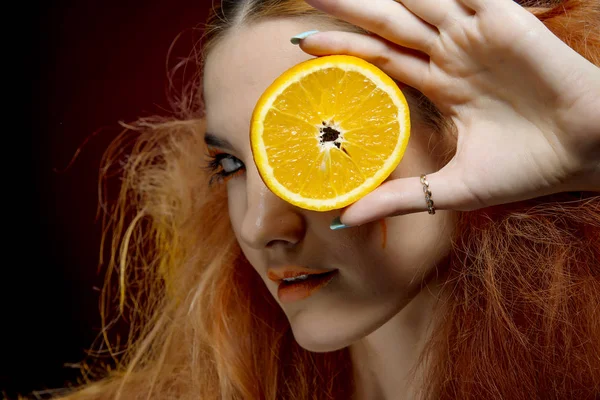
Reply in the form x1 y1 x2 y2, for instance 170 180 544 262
206 151 246 185
219 155 244 174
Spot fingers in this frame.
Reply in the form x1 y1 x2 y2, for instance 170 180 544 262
338 169 476 226
458 0 533 16
299 31 430 90
303 0 438 53
398 0 475 28
305 0 475 34
456 0 498 13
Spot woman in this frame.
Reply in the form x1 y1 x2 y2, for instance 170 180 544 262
59 0 599 399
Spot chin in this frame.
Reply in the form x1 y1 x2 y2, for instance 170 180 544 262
291 323 354 353
287 306 389 353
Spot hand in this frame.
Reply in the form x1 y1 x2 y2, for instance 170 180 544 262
298 0 600 226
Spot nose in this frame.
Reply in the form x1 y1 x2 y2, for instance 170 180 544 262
239 170 306 250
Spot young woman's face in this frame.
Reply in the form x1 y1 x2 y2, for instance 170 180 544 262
203 18 455 352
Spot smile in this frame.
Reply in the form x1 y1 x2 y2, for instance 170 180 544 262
267 266 338 304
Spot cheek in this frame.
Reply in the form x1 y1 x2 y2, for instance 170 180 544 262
226 179 247 239
391 215 453 288
386 212 453 266
355 212 455 295
225 179 268 276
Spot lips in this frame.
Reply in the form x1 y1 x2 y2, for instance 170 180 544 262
267 266 338 303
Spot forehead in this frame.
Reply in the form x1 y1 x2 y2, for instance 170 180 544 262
203 18 319 138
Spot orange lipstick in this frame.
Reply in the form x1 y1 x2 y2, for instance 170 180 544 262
267 266 338 303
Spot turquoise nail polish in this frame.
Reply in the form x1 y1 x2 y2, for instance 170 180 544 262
330 217 349 230
290 30 319 45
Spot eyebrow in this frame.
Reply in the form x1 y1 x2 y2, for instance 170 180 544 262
204 132 234 151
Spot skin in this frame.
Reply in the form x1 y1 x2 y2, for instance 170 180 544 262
203 19 455 399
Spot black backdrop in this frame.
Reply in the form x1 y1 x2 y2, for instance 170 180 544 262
6 1 210 397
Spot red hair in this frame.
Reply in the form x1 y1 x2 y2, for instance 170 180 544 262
55 1 600 399
425 195 600 398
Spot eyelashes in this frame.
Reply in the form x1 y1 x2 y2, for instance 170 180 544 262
206 149 246 185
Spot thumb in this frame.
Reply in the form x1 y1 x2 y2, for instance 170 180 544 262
338 169 473 227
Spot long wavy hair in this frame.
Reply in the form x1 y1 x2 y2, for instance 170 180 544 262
55 0 600 399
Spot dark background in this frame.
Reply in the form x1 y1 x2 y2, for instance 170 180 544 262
5 1 210 398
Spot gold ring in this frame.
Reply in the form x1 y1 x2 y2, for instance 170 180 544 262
420 175 435 215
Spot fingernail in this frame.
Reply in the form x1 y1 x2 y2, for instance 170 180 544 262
330 216 349 230
290 30 319 45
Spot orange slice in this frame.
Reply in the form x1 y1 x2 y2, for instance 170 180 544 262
250 55 410 211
